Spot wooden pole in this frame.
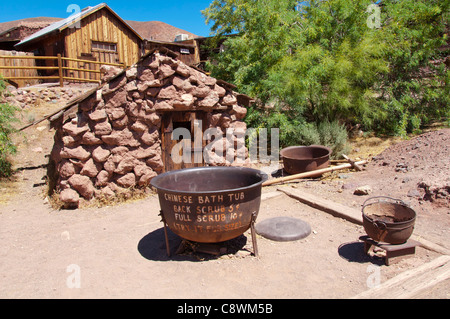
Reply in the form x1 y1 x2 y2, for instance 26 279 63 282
57 54 64 87
262 160 368 187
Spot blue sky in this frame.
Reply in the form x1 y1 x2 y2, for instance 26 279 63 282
0 0 214 37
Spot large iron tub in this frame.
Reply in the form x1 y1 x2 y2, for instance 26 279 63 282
151 167 267 249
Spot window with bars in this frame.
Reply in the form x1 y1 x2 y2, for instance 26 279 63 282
91 41 117 52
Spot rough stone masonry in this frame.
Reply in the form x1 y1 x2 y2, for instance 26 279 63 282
49 49 251 208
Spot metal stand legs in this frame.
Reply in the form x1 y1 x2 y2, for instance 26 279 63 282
159 210 259 258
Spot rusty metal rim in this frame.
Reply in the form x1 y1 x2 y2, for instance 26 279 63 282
280 145 332 160
362 196 417 227
150 166 268 194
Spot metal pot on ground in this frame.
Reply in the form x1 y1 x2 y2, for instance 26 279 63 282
362 196 416 245
280 145 332 175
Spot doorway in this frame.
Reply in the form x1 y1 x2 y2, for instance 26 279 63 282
160 112 207 172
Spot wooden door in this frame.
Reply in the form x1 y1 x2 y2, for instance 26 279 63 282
161 112 206 172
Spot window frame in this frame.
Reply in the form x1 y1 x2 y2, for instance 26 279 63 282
91 41 118 53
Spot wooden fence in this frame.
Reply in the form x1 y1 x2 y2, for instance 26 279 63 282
0 50 39 87
0 52 126 87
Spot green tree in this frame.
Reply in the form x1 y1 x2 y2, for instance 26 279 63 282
0 77 18 177
203 0 449 140
374 0 449 135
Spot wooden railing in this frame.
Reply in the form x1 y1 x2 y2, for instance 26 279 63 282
0 53 126 87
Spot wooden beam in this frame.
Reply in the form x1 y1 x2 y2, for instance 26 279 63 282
262 160 367 186
0 66 59 70
351 255 450 299
63 77 100 83
62 67 101 73
278 186 363 225
2 76 60 80
61 56 124 67
0 55 57 60
279 186 450 255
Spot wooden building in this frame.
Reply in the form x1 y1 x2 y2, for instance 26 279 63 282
15 3 143 80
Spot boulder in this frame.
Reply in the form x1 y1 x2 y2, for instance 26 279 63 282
93 119 113 136
101 128 140 147
92 146 111 163
59 160 76 179
60 146 91 161
96 170 110 187
68 174 95 199
80 158 101 178
62 121 89 137
88 109 108 122
116 173 136 188
59 188 80 206
81 131 103 145
114 154 138 174
198 91 219 108
157 85 178 99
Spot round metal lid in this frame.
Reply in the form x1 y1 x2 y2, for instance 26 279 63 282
255 217 311 242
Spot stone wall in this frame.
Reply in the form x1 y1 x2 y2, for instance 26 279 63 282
50 50 250 208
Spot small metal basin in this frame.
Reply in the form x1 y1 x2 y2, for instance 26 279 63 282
362 196 416 244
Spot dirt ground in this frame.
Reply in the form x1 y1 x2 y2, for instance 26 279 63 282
0 92 448 299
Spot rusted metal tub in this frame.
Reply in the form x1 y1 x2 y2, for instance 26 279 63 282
280 145 332 175
150 167 267 244
362 196 416 244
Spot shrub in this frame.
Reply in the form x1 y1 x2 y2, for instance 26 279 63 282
294 120 350 160
246 104 350 160
0 77 18 177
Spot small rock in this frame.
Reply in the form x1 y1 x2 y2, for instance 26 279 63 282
342 183 358 190
353 185 372 196
59 188 80 206
407 189 422 198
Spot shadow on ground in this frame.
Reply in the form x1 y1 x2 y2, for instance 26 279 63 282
137 227 249 262
338 241 384 266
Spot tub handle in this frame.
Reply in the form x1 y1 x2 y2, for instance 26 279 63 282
373 220 387 230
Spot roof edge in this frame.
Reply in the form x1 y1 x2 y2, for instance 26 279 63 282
15 3 143 48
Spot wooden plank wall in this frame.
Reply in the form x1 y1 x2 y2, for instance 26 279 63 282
64 7 141 81
0 50 39 87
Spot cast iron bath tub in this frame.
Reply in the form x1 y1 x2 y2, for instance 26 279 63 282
150 167 268 246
